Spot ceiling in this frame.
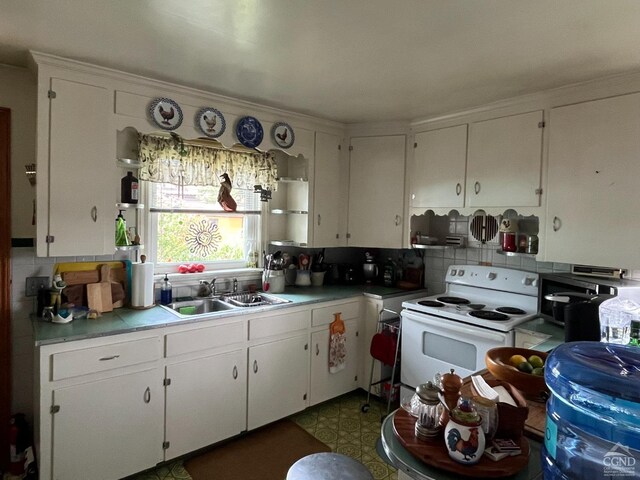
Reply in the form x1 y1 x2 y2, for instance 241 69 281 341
2 0 640 124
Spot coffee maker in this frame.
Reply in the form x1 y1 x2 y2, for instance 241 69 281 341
363 252 378 284
562 294 614 342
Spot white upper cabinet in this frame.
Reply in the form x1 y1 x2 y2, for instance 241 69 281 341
37 77 115 256
545 92 640 268
466 110 544 208
313 131 343 247
411 125 467 209
347 135 406 248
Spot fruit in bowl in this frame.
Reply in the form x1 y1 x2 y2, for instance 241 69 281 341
485 347 549 399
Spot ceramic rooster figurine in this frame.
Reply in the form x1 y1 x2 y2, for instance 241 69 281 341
218 173 237 212
447 426 481 462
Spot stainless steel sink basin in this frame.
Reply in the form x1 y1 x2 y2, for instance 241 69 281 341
221 292 291 308
164 298 237 316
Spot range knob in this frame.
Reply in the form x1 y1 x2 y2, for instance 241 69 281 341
532 278 539 287
522 277 534 286
450 269 457 276
457 269 465 276
487 272 497 280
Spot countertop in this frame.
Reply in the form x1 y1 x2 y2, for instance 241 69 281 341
515 316 565 352
32 285 427 346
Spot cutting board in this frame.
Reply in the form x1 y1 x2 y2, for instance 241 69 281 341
58 261 128 309
86 265 113 313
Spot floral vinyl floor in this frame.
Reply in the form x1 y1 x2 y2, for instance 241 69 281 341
129 390 397 480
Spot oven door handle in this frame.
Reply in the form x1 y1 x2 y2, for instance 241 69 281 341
403 313 507 342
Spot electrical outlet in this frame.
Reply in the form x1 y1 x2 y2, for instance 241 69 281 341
26 276 49 297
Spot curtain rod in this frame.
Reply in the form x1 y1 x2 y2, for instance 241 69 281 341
146 133 269 156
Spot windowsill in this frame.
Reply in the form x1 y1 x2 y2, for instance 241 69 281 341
153 268 262 286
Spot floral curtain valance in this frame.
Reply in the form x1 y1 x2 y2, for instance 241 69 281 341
137 133 277 191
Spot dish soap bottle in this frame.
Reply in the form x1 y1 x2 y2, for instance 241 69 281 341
121 171 139 204
115 211 130 246
160 274 172 305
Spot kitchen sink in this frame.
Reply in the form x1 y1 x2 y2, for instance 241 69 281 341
220 292 291 308
163 298 237 316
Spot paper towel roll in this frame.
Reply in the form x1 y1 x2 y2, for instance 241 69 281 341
131 261 155 308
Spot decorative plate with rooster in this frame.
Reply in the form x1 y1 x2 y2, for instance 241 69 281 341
149 98 183 130
196 107 226 138
235 116 264 148
271 122 295 149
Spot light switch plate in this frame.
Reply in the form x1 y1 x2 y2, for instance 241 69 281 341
26 276 49 297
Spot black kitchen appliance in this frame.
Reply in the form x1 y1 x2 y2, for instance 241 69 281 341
562 294 614 342
538 272 640 326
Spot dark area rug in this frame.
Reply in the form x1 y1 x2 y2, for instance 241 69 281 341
184 419 331 480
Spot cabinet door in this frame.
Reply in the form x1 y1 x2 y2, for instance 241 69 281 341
411 125 467 208
466 111 543 207
313 132 342 246
309 318 359 406
51 369 162 480
546 93 640 267
45 78 114 256
348 135 406 248
248 333 309 430
165 349 247 460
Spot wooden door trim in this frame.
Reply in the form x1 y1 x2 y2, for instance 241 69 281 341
0 107 11 469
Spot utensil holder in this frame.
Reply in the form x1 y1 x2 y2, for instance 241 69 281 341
310 271 325 286
295 270 311 287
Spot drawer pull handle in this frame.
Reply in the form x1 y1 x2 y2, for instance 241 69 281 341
474 181 481 194
315 344 320 356
553 216 561 232
394 214 402 226
99 355 120 361
253 360 258 374
317 214 321 226
232 365 238 379
456 183 462 196
91 206 97 222
144 387 151 404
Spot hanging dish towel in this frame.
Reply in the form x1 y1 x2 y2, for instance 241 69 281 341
329 313 347 374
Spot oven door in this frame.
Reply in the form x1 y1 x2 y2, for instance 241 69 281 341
400 310 513 391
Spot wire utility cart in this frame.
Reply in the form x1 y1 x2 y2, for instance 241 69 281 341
361 308 401 421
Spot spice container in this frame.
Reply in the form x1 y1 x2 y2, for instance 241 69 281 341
526 235 539 254
414 381 444 440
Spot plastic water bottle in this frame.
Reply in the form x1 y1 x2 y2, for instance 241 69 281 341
542 342 640 479
599 297 640 345
160 274 172 305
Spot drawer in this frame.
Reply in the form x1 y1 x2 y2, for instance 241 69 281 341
52 337 161 381
249 310 310 340
166 321 245 358
312 300 361 327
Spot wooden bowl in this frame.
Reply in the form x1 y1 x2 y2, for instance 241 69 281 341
485 347 549 399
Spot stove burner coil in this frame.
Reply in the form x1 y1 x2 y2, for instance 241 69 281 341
468 310 510 321
495 307 526 315
418 300 445 307
436 296 470 305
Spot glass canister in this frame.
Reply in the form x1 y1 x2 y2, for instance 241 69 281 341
542 342 640 479
414 381 444 440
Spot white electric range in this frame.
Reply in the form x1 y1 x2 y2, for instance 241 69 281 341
400 265 539 395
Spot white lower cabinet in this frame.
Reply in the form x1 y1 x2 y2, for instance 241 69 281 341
164 349 247 460
51 368 163 480
247 333 310 430
309 318 359 405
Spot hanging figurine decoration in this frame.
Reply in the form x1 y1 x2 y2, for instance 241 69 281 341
253 184 272 202
218 173 237 212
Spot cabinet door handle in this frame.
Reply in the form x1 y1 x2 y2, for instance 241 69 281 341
91 206 97 222
143 387 151 404
315 343 320 356
474 181 481 195
317 214 321 226
553 216 561 232
253 360 258 374
456 183 462 196
232 365 238 380
99 355 120 361
394 215 402 226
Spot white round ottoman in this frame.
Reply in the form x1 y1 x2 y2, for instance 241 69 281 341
286 452 374 480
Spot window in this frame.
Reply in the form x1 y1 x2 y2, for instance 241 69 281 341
147 182 262 271
136 133 276 272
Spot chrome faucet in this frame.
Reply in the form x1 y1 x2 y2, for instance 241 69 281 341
233 278 238 293
211 278 218 296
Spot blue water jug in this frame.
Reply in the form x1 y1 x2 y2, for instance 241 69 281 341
542 342 640 479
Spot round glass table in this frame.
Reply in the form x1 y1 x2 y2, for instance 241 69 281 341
380 410 543 480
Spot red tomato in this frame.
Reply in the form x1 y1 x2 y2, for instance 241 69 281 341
196 263 205 272
188 263 198 273
178 264 189 274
